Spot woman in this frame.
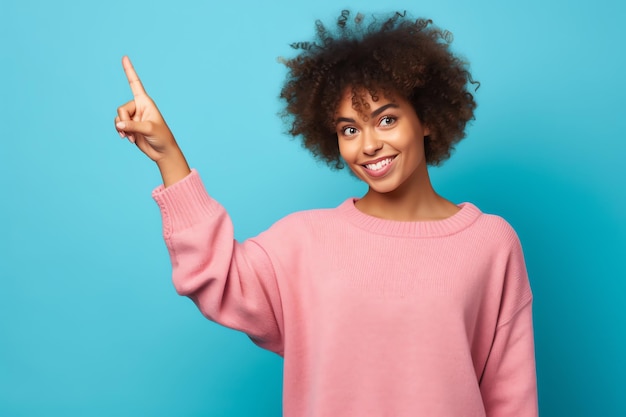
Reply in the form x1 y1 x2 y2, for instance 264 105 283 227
114 11 538 417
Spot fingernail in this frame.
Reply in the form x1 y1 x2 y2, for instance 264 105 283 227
118 130 125 138
116 122 126 129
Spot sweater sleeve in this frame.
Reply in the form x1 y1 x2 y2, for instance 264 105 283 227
152 170 284 355
480 236 538 417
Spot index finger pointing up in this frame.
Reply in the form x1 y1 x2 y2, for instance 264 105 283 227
122 56 147 97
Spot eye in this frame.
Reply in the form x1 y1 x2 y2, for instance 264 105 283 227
379 116 396 127
341 126 359 136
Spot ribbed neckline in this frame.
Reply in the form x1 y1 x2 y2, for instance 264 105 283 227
337 198 482 238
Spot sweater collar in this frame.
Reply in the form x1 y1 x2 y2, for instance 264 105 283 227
337 198 482 238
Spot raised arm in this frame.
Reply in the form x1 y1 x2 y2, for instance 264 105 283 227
114 57 285 352
114 56 191 187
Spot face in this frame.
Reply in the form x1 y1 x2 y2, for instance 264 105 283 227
335 89 431 196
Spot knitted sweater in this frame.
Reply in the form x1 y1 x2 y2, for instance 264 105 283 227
152 170 538 417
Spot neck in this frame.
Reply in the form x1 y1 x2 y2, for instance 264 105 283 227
355 168 459 221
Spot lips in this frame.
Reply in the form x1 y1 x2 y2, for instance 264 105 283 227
361 155 397 177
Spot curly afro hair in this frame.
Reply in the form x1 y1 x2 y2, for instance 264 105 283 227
280 10 479 169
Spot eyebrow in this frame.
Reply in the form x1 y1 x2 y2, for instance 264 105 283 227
336 103 400 124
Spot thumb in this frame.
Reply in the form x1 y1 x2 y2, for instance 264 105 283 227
116 120 153 136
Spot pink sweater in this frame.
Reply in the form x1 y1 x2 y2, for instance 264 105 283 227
153 170 538 417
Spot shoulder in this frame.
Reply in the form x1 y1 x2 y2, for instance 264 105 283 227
267 200 349 228
465 204 532 308
466 203 522 247
252 200 349 243
457 204 526 268
246 202 350 264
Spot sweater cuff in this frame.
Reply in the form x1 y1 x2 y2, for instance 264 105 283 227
152 169 220 236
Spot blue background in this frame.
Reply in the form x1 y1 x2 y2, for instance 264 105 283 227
1 0 624 416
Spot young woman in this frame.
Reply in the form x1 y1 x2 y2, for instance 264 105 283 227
114 11 538 417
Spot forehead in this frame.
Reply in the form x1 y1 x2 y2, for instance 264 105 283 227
335 86 401 115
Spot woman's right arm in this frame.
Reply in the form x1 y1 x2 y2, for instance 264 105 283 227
152 171 285 354
114 57 285 353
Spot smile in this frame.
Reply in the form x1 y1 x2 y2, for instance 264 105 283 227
363 156 396 171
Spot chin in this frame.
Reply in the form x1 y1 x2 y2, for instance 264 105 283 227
363 178 403 195
368 184 401 195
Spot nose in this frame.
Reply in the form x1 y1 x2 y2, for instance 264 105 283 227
361 130 383 156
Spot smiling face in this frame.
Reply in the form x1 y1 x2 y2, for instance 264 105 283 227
335 89 431 197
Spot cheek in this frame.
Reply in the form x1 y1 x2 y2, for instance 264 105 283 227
407 131 425 150
413 139 426 162
338 140 353 161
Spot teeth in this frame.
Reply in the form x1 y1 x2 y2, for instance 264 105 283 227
365 157 393 171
